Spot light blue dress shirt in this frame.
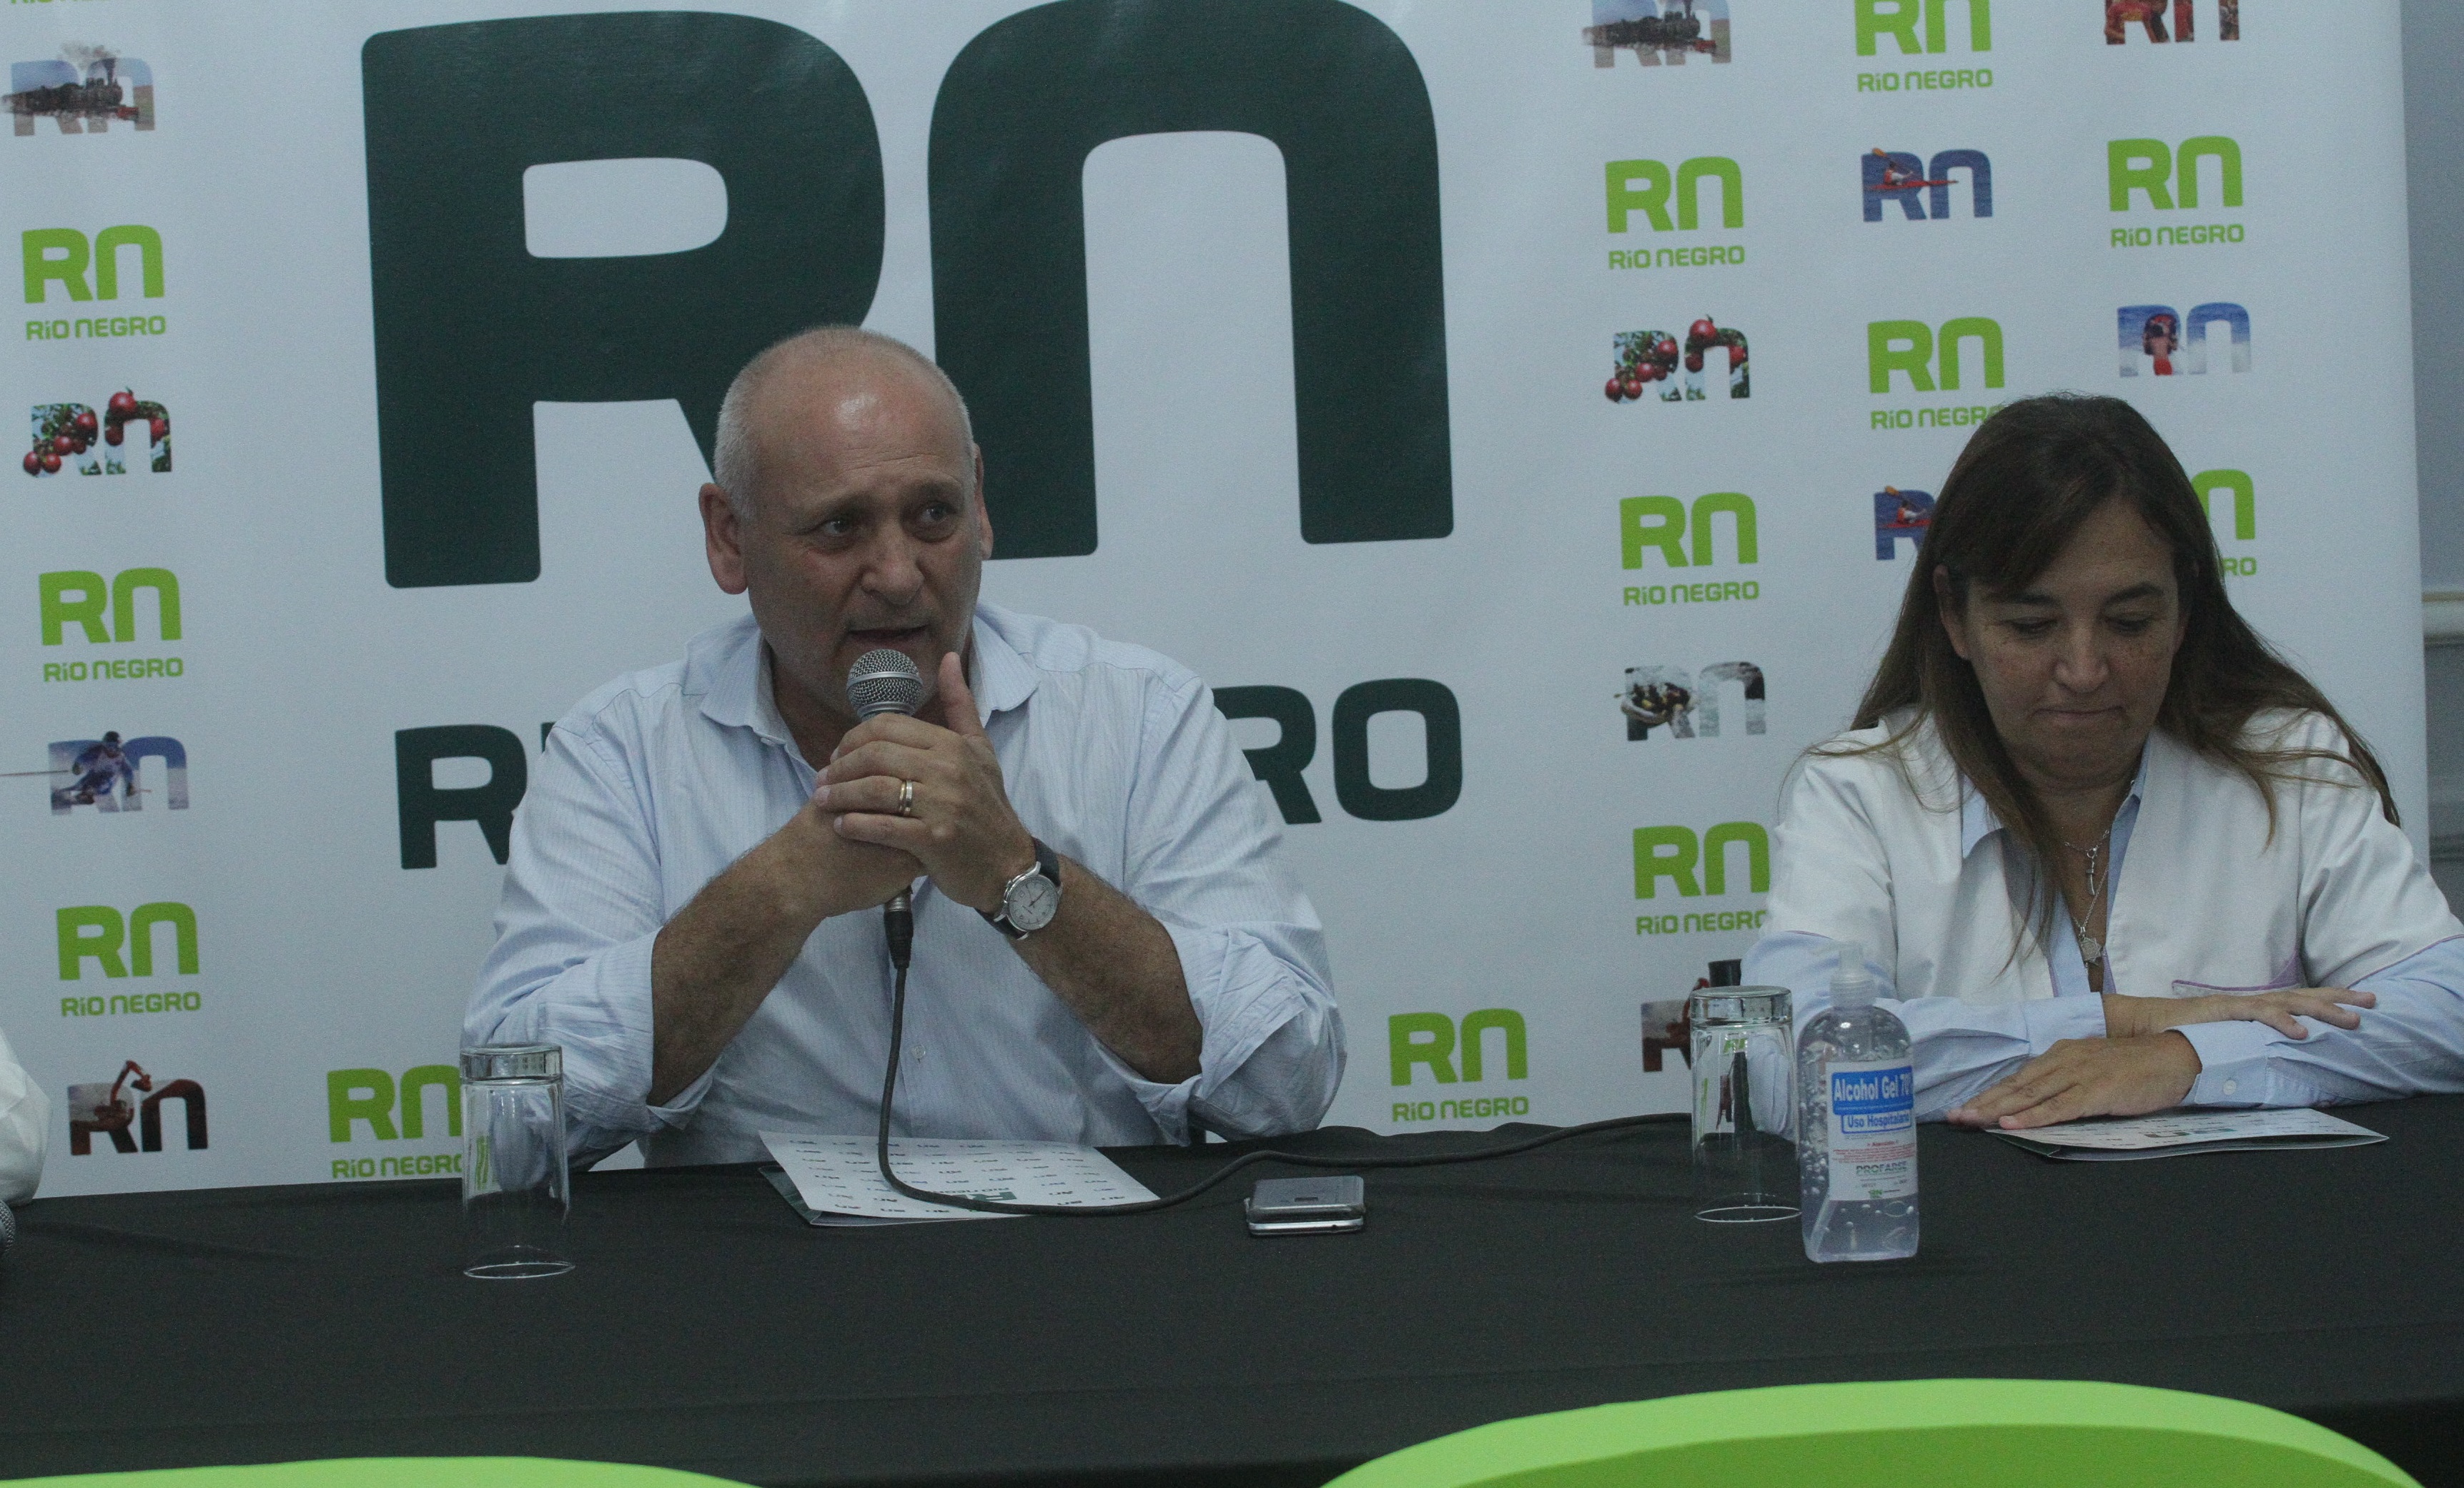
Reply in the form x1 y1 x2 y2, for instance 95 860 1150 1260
466 603 1344 1164
1749 748 2464 1120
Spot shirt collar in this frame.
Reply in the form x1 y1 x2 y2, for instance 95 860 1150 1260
1958 741 2152 859
686 605 1040 747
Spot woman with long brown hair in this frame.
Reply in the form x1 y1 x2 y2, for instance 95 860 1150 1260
1743 394 2464 1128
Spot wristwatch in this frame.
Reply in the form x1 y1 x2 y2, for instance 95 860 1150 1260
982 837 1063 940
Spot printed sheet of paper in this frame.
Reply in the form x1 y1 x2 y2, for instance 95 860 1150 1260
1993 1108 2385 1162
761 1132 1157 1222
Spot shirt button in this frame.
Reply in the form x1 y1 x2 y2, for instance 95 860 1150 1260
2222 1080 2238 1095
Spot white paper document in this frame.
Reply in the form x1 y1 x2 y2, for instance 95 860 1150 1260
761 1132 1157 1223
1992 1108 2386 1162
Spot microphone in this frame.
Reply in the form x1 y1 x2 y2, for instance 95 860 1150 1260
0 1197 15 1254
846 649 926 970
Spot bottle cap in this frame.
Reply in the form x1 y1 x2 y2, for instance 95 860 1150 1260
1829 942 1877 1007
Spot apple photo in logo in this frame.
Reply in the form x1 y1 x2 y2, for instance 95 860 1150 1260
1606 319 1748 403
24 390 169 476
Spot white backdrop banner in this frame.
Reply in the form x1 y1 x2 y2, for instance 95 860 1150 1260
1 0 2425 1196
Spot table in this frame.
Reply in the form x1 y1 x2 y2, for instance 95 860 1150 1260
5 1100 2460 1487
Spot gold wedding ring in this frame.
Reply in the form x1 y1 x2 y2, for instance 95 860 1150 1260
896 779 916 817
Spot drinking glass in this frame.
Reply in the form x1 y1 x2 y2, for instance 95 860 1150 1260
460 1043 572 1278
1688 985 1796 1222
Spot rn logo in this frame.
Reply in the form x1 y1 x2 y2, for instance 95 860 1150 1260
2118 303 2249 376
1620 494 1760 606
1862 147 1992 221
2109 136 2241 213
47 734 187 812
1585 1 1732 66
1619 663 1766 740
1214 681 1462 827
41 567 179 646
396 724 529 867
6 48 154 134
58 902 197 980
2105 1 2238 44
362 5 1450 586
22 225 163 304
1633 822 1769 900
1869 317 2004 395
67 1059 205 1155
1856 0 1991 55
1874 486 1935 557
2195 468 2257 574
1606 321 1748 403
1606 157 1743 235
329 1065 460 1143
26 390 169 476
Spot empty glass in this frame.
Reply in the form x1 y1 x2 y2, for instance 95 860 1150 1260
1688 985 1796 1223
460 1043 571 1278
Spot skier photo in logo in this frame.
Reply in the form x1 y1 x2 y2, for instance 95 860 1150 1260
5 45 154 134
2117 302 2250 376
24 390 169 476
2105 0 2238 44
19 733 189 812
1606 318 1748 403
1585 0 1732 66
1873 486 1935 558
66 1059 206 1154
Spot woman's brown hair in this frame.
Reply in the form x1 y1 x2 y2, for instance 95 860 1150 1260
1845 393 2395 947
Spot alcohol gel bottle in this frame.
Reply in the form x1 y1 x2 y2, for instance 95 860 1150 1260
1797 941 1919 1262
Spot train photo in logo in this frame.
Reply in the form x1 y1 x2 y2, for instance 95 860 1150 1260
36 733 189 812
66 1060 205 1154
1874 487 1935 557
1863 148 1992 222
1586 0 1732 66
5 46 154 134
2105 0 2237 44
2118 302 2249 375
1607 319 1749 402
25 390 169 476
1620 663 1766 739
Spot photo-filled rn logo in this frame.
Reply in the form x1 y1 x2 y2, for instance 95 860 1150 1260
1389 1009 1531 1125
6 46 154 134
1606 320 1748 402
1585 1 1731 66
2106 0 2237 44
1864 147 1991 222
1620 662 1765 740
67 1059 204 1155
57 901 203 1018
32 732 189 812
1874 487 1935 557
2119 302 2249 375
25 389 169 476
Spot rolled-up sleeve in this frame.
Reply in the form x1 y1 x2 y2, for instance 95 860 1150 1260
465 724 706 1163
1108 676 1343 1140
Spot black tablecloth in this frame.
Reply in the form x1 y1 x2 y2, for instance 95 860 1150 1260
4 1101 2461 1487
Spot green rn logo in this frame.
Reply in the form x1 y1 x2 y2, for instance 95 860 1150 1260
1866 318 2003 394
1605 157 1743 233
1620 493 1757 570
1634 822 1770 899
1388 1009 1527 1087
21 226 164 302
1856 0 1991 54
2109 136 2242 212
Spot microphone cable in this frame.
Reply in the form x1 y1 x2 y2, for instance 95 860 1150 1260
872 899 1678 1218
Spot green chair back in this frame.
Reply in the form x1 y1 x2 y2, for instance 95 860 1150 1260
6 1459 741 1488
1324 1379 2420 1488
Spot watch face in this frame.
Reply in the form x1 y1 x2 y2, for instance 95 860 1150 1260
1006 872 1062 932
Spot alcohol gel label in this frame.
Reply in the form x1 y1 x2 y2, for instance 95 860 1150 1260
1827 1059 1916 1200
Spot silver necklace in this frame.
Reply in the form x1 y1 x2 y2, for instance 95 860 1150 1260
2061 827 2114 965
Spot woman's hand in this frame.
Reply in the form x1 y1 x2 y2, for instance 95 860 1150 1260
1946 1034 2200 1129
2102 988 2373 1041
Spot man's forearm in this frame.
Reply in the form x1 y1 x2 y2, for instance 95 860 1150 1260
1013 858 1202 1083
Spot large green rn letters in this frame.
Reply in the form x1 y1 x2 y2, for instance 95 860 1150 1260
365 3 1450 588
361 12 885 588
930 0 1453 555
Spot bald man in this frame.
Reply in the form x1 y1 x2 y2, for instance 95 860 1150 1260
467 327 1343 1163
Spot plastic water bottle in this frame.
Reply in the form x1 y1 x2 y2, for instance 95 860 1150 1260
1797 941 1919 1262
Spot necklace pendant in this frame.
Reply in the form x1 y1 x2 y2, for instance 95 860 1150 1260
2077 935 2102 963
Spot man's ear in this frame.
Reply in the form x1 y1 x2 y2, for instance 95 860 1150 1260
971 446 993 560
701 483 749 595
1932 564 1974 661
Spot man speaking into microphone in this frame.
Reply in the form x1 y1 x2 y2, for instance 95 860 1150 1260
465 327 1342 1164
